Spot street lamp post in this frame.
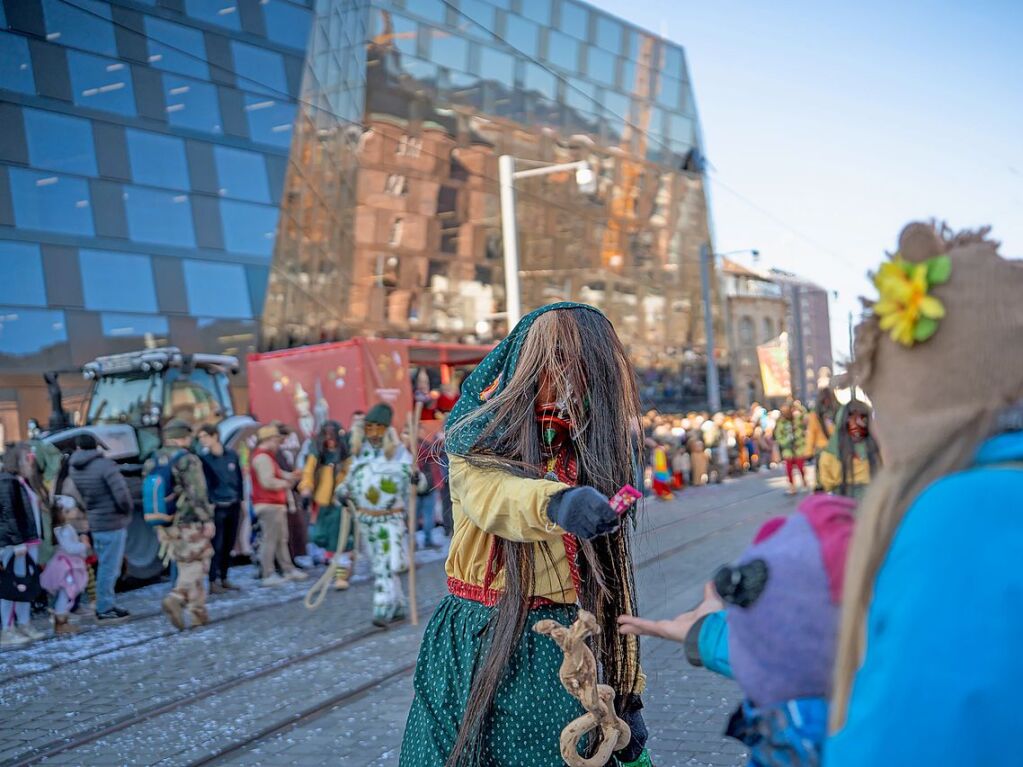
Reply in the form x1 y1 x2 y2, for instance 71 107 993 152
498 155 596 329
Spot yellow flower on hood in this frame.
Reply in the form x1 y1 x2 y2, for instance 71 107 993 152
872 254 950 346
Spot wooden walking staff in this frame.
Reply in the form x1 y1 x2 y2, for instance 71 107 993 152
406 401 424 625
534 610 631 767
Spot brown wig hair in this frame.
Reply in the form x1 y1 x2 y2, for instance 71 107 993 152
446 307 643 766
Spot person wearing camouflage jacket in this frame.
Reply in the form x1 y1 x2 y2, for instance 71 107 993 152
146 419 215 630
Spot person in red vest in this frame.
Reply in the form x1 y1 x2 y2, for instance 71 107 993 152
250 425 307 587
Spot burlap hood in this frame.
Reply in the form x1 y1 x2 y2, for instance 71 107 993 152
854 221 1023 467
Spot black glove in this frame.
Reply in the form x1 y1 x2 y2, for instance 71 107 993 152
615 695 648 763
546 486 618 539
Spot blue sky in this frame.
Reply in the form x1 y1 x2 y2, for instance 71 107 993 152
589 0 1023 362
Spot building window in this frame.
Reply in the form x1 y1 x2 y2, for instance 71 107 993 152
0 308 66 357
429 30 469 72
100 313 169 341
0 33 35 94
396 135 422 157
126 129 189 190
80 250 158 313
146 17 209 80
0 242 47 307
262 1 313 51
41 0 117 58
763 317 775 342
519 0 551 26
559 1 589 39
68 51 136 116
244 95 295 148
164 75 222 134
524 63 557 100
123 186 196 248
214 145 270 203
739 316 755 345
458 0 495 39
182 260 252 318
220 199 277 258
478 45 515 86
385 174 407 196
9 169 94 236
505 15 539 58
389 217 404 246
586 46 616 87
231 41 288 97
23 108 97 176
184 0 241 32
547 30 579 72
596 16 623 54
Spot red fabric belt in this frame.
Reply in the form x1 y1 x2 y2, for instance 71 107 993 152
446 577 567 609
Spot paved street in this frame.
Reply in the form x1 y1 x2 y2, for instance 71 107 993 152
0 470 800 767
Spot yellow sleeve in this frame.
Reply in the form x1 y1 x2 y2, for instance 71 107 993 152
299 455 318 495
449 455 568 543
818 451 842 492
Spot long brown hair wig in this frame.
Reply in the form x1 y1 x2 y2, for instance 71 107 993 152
446 307 644 766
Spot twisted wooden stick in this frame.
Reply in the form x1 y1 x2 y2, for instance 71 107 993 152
534 610 631 767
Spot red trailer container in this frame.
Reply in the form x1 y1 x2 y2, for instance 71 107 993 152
246 338 492 435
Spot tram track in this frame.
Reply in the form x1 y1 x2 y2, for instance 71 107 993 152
6 477 785 767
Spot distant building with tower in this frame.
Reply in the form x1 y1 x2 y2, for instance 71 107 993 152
770 269 833 404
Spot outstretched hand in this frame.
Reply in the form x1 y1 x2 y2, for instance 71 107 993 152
617 582 724 643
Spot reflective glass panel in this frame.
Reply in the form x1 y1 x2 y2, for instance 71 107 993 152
9 169 94 236
0 242 47 307
547 30 578 72
595 16 622 54
565 77 597 115
164 75 222 134
220 200 277 258
505 14 538 58
0 33 35 94
123 186 196 248
519 0 551 26
214 145 270 203
586 46 615 87
559 1 588 39
603 89 630 123
411 0 446 24
244 96 295 148
377 12 418 57
183 260 252 318
478 45 514 85
429 29 469 72
68 51 136 116
523 62 556 100
184 0 241 31
0 307 66 356
42 0 117 58
231 41 287 97
263 0 313 51
656 75 681 111
80 250 158 312
664 45 685 79
146 17 209 80
101 313 169 338
23 108 98 176
126 129 189 190
457 0 494 40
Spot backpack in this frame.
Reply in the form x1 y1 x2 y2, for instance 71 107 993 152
142 450 187 527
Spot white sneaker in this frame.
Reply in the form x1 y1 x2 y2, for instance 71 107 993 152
1 629 31 648
284 569 309 582
786 486 797 496
19 623 46 641
260 573 287 587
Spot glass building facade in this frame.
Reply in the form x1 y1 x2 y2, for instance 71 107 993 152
0 0 719 429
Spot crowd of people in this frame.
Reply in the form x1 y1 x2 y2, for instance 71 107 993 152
640 386 879 500
0 397 458 645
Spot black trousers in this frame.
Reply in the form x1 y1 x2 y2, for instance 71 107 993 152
210 502 241 582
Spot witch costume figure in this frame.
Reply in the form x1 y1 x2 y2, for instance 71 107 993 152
399 303 652 767
334 403 412 626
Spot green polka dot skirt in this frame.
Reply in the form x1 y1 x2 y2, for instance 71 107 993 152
399 594 586 766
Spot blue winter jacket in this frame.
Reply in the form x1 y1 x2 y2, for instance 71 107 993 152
826 431 1023 766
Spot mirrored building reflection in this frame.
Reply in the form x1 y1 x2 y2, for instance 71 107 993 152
263 0 722 387
0 0 722 435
